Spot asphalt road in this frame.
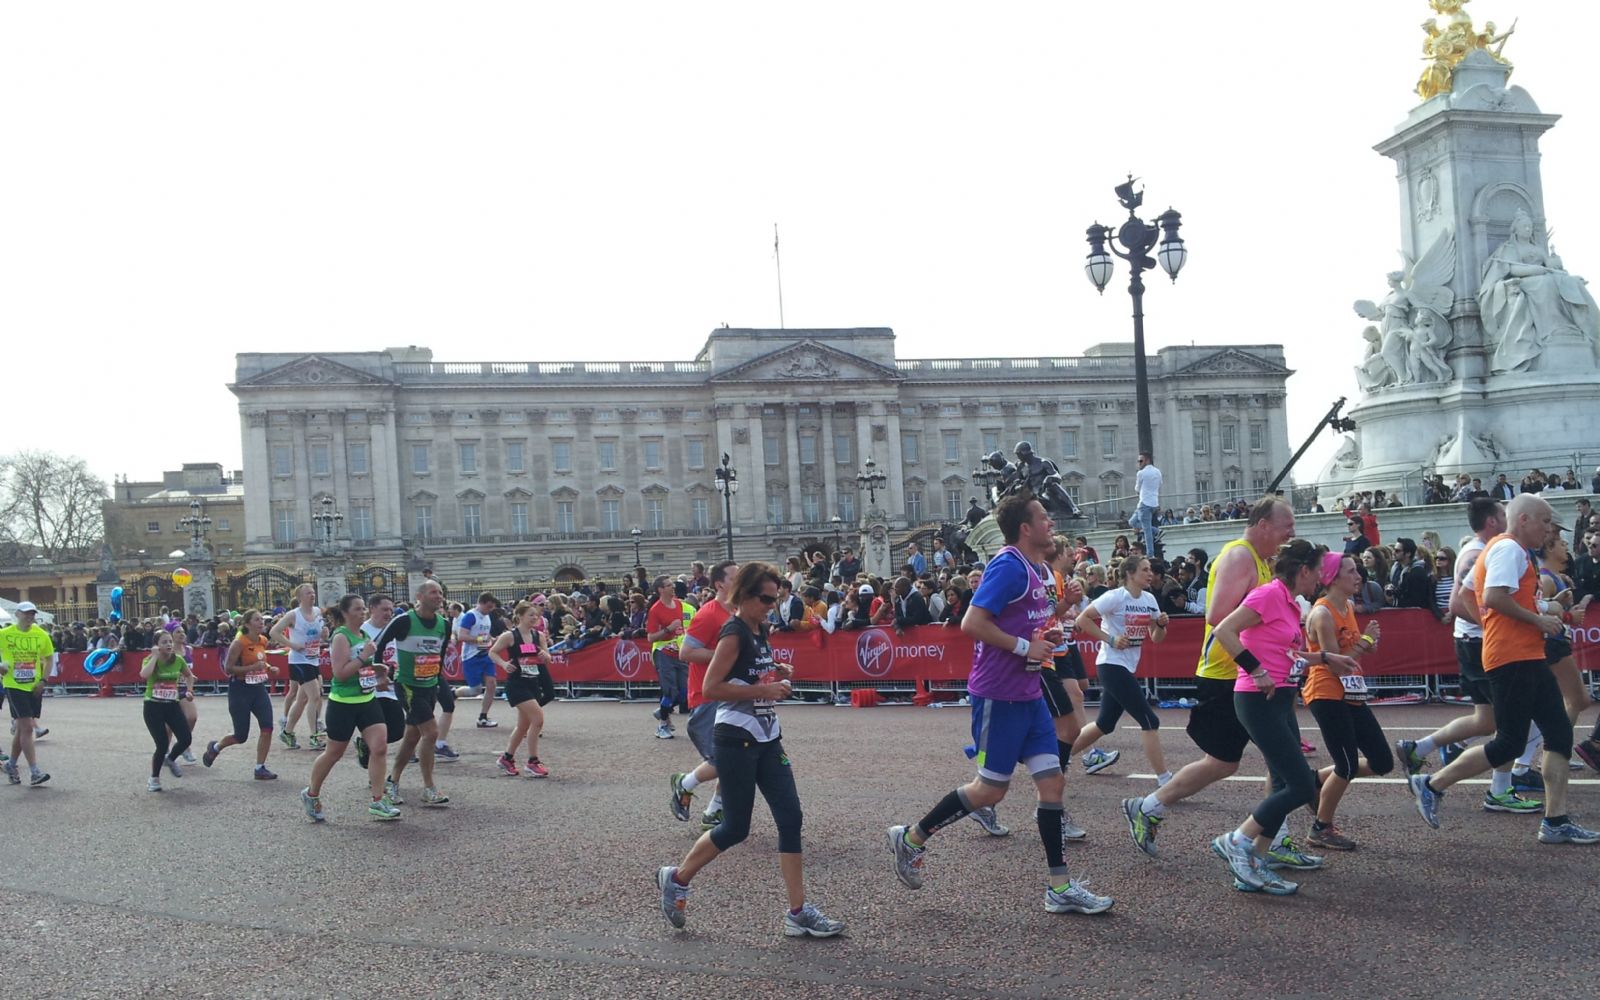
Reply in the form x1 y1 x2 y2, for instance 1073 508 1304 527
3 695 1598 999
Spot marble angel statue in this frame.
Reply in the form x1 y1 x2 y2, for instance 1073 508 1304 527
1481 208 1600 373
1354 229 1456 388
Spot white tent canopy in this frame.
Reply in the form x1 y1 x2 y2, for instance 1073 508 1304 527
0 598 55 627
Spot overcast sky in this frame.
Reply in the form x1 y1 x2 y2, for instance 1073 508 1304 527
5 2 1595 487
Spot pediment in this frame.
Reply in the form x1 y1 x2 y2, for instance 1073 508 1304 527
1173 349 1291 378
235 355 394 388
708 340 903 384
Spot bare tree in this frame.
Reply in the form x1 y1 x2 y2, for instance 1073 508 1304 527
0 452 108 563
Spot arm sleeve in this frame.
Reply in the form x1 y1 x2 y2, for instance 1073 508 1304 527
371 614 411 665
969 553 1028 615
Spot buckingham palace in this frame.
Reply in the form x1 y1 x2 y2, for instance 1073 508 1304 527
230 327 1293 586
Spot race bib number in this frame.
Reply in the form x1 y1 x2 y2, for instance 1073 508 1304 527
152 682 179 701
753 659 780 719
359 668 378 691
413 654 441 679
11 664 36 684
1124 612 1151 644
244 670 268 685
1290 657 1309 681
302 640 322 660
1340 673 1370 700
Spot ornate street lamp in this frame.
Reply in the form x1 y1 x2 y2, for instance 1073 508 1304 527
856 458 887 506
829 514 844 552
1085 175 1187 458
630 526 643 568
312 495 344 554
178 499 212 557
713 452 739 561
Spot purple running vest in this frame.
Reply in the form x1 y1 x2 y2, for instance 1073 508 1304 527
967 546 1051 702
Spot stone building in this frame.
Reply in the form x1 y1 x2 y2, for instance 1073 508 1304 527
100 463 247 617
230 328 1292 587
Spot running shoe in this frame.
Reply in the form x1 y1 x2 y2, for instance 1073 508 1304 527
1483 789 1541 813
300 787 326 822
384 777 404 805
1512 769 1545 794
1299 739 1316 754
28 771 49 787
1307 824 1356 851
655 724 675 740
181 749 197 764
525 758 548 778
278 715 289 733
1408 774 1442 828
355 736 370 770
1266 836 1323 871
476 716 498 728
670 773 694 821
1575 738 1600 773
700 808 723 832
308 733 327 751
254 765 277 780
783 902 847 937
887 824 927 889
1210 833 1264 890
279 730 299 750
369 797 402 821
0 751 7 764
497 754 521 777
33 727 48 739
1044 880 1114 915
148 777 162 792
1538 818 1600 844
421 787 450 807
657 866 689 928
1082 748 1120 775
969 805 1010 837
202 741 220 768
435 743 460 761
1123 798 1161 858
1395 739 1428 777
1439 741 1468 767
1246 853 1299 895
165 757 184 778
3 761 18 784
1061 810 1088 842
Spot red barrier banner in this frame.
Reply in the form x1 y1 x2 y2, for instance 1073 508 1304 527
49 608 1598 687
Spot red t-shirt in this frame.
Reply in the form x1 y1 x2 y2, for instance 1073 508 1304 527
684 598 733 709
646 599 685 660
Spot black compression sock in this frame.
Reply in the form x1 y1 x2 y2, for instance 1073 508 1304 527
1036 802 1067 873
1545 814 1569 827
914 787 974 839
1057 740 1073 767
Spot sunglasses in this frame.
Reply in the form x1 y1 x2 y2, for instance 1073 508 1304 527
756 593 778 605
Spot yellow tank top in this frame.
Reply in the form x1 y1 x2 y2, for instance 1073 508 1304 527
1196 537 1273 680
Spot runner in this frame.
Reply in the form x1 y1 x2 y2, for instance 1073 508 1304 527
491 601 552 778
172 625 200 763
1302 553 1395 849
886 492 1114 916
1121 496 1320 871
454 592 501 729
670 559 737 831
355 595 405 773
271 585 326 751
1071 555 1172 785
1393 499 1536 810
0 602 53 787
646 576 692 739
140 630 196 792
433 673 460 761
1206 540 1355 895
1407 494 1600 844
371 579 451 808
200 609 279 779
654 562 845 937
300 595 399 822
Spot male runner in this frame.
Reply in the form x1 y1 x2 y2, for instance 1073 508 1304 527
670 559 737 831
887 492 1113 915
355 595 405 772
1407 494 1600 843
646 577 692 739
1122 495 1321 869
1394 498 1539 813
455 592 501 729
371 579 451 808
271 584 326 751
1 603 53 786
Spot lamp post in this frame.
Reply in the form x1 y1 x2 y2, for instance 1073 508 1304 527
312 496 344 555
630 526 643 568
177 499 212 557
829 514 843 552
971 464 1001 507
713 452 739 561
856 458 887 506
1084 175 1187 459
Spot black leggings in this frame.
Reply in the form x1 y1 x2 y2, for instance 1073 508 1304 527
1094 662 1160 732
1234 689 1317 834
378 697 406 744
709 725 803 854
143 700 192 778
1307 699 1394 781
1485 659 1573 767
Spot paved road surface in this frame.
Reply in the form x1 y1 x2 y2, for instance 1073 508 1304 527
3 697 1598 998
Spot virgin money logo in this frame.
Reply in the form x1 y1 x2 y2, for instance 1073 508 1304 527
855 628 895 678
613 641 646 679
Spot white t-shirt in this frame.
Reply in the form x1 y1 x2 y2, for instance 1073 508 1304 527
1453 536 1486 640
1091 586 1161 672
1136 465 1162 507
361 619 399 701
1483 537 1531 592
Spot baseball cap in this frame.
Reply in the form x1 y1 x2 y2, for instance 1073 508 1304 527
15 602 37 613
857 584 875 597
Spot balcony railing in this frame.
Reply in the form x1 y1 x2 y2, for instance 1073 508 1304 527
895 356 1123 376
392 360 709 382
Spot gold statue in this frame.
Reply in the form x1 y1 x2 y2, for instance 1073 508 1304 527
1415 0 1515 101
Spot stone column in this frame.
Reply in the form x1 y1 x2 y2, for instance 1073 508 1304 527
744 404 769 530
784 403 803 526
714 405 736 535
1206 401 1223 501
330 409 350 531
244 411 273 544
854 408 873 525
821 406 839 518
884 402 904 524
292 411 313 546
371 406 401 543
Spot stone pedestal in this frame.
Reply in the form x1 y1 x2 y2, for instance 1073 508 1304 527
313 557 351 607
860 505 893 580
183 562 216 619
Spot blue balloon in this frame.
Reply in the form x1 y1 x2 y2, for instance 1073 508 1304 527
109 586 124 613
108 611 121 622
84 648 120 676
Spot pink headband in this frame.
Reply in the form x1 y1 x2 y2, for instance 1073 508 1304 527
1320 551 1344 586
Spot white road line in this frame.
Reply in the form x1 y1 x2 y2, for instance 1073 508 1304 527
1127 773 1600 786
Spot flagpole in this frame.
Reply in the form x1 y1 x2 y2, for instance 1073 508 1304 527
774 223 785 329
